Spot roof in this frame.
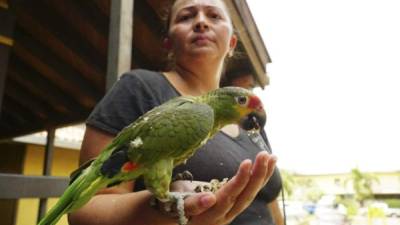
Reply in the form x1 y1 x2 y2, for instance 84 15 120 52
13 124 85 150
0 0 270 140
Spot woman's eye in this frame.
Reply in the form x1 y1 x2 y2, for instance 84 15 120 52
177 14 191 22
179 16 189 21
209 13 222 20
236 96 248 105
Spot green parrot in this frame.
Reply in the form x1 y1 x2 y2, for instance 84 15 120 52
38 87 265 225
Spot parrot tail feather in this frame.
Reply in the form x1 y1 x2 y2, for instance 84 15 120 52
37 169 109 225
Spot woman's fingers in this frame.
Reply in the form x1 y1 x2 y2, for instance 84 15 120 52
227 151 277 219
181 152 277 225
263 154 277 186
184 192 217 216
205 159 253 218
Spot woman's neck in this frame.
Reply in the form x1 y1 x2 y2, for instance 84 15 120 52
166 60 224 96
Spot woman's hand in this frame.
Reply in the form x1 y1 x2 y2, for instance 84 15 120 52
175 151 277 225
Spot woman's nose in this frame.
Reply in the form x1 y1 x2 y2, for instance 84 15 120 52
194 13 209 32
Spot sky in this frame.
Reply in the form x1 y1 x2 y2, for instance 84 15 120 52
247 0 400 174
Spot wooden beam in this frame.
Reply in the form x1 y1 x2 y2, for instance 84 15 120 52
131 1 170 70
0 7 14 46
136 0 165 36
0 0 8 9
5 78 89 130
146 0 172 20
0 7 14 113
8 57 87 117
8 73 68 114
5 80 55 121
16 8 105 92
224 0 270 87
0 99 40 129
0 174 69 199
0 45 9 113
13 28 101 108
132 47 164 71
233 0 271 65
92 0 110 17
37 128 55 222
15 1 107 75
44 0 108 58
2 95 42 123
134 17 165 65
43 129 55 176
0 96 84 139
106 0 134 90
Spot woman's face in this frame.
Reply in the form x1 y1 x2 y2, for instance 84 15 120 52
168 0 236 61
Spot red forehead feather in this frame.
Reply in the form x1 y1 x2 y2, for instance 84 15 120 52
248 95 262 109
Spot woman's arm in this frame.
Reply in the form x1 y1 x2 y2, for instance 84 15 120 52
268 199 284 225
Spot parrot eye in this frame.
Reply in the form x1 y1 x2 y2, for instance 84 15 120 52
235 96 248 106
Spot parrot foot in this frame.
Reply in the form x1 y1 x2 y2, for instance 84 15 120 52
168 192 192 225
172 170 193 182
194 178 228 193
152 192 193 225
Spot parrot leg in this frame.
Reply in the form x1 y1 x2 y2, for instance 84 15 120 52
172 170 193 182
165 191 193 225
150 192 193 225
194 178 228 193
144 159 192 225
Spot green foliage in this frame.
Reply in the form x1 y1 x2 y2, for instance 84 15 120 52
280 170 325 203
345 168 380 203
280 169 295 198
384 199 400 208
338 197 360 218
304 186 324 203
367 205 386 218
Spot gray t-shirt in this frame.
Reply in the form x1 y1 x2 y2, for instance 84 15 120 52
87 69 282 225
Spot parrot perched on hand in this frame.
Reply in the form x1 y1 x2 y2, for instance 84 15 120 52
38 87 266 225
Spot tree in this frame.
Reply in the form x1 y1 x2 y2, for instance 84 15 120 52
345 168 380 205
280 169 295 198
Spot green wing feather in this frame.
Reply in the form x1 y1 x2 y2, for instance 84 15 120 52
125 96 215 166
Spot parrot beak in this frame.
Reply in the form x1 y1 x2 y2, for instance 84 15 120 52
239 95 266 131
239 110 266 131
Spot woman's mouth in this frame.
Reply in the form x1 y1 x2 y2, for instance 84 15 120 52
192 35 212 45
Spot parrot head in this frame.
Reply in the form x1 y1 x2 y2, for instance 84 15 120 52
206 87 266 130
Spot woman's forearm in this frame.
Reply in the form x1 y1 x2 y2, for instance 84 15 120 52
68 190 177 225
268 199 284 225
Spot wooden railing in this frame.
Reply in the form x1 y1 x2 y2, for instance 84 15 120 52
0 173 69 199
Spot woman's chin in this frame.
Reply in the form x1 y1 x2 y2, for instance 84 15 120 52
188 48 222 60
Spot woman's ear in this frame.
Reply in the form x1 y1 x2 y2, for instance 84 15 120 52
163 37 173 50
228 35 238 57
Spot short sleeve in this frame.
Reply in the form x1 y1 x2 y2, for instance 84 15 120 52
86 71 158 135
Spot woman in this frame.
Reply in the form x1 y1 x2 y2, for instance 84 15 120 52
69 0 281 224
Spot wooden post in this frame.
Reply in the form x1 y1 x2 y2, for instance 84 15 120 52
0 0 8 9
106 0 134 90
0 3 14 113
37 128 56 222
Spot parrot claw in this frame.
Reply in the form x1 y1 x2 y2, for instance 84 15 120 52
168 192 192 225
152 192 193 225
194 178 228 193
172 170 193 182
